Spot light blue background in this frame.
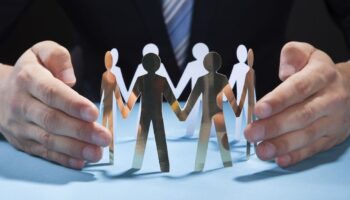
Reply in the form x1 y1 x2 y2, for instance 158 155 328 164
0 103 349 200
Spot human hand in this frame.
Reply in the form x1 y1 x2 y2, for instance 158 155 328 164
244 42 350 167
0 41 111 169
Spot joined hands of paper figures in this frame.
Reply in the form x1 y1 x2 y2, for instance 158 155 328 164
100 44 256 172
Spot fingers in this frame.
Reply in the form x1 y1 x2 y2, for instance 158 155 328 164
15 61 98 122
22 98 111 147
255 48 336 119
245 93 329 142
275 136 337 167
255 116 330 161
23 124 102 162
31 41 76 86
22 140 85 169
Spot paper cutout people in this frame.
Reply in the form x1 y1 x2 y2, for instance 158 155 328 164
181 52 244 171
174 43 213 137
121 53 183 172
100 50 125 164
99 44 256 171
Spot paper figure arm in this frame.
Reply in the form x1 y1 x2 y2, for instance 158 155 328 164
121 78 141 119
174 65 191 98
163 80 185 121
128 65 147 99
222 83 244 117
113 81 127 116
182 80 202 120
246 69 256 123
100 73 107 99
114 67 129 101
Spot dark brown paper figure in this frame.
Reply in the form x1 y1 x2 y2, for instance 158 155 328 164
121 53 183 172
100 51 125 164
181 52 244 171
240 49 257 159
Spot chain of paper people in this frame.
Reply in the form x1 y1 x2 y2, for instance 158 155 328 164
100 43 256 172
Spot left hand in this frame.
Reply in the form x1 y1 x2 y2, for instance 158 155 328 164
244 42 350 167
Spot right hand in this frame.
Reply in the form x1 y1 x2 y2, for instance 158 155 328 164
0 41 111 169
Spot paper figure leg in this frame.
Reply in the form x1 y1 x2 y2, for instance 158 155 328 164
132 116 151 170
194 119 212 171
102 107 114 164
153 117 170 172
213 112 233 167
185 100 200 137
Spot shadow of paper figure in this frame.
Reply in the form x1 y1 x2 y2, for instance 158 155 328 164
100 50 125 164
181 52 245 171
121 53 183 172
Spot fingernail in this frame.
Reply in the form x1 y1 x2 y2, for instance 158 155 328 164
92 131 109 146
277 155 291 167
246 124 265 142
255 102 272 118
83 146 98 162
258 142 276 160
59 68 76 84
81 106 97 122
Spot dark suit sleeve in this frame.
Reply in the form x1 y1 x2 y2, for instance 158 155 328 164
0 0 32 45
324 0 350 48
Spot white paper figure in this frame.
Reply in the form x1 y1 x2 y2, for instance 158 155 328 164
174 43 210 137
228 45 251 140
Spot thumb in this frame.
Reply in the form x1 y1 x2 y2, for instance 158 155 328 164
31 41 76 87
279 42 316 81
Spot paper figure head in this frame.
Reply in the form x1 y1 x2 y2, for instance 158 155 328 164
111 48 119 66
203 52 222 72
104 51 113 70
192 43 209 60
237 45 248 63
142 53 161 73
143 43 159 56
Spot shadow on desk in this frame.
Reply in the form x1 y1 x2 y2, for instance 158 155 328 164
234 137 350 183
0 142 96 185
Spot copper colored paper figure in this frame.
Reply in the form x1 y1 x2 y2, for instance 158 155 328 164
100 51 125 164
239 49 257 159
181 52 245 171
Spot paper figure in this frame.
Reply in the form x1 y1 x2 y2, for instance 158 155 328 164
227 45 251 140
238 48 257 159
121 53 183 172
100 51 126 164
174 43 215 137
181 52 244 171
